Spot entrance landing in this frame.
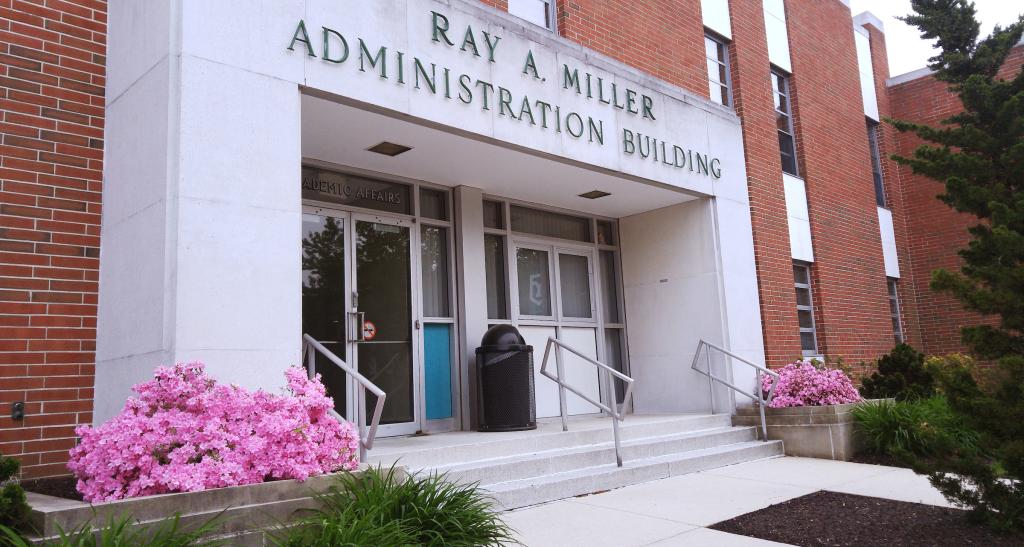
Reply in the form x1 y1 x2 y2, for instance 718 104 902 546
366 414 783 509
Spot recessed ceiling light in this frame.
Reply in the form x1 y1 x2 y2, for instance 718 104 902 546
579 190 611 199
366 141 413 157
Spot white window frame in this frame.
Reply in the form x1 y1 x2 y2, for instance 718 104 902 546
888 278 904 344
508 0 556 31
705 31 732 107
794 262 819 358
772 68 799 176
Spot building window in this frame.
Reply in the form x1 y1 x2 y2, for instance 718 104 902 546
508 0 554 30
867 121 887 207
888 278 904 344
705 33 731 106
794 262 818 357
772 69 798 176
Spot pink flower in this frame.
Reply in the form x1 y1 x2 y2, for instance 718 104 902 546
761 361 861 408
68 363 360 503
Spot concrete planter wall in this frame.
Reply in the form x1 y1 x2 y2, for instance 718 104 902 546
733 402 868 461
24 467 387 546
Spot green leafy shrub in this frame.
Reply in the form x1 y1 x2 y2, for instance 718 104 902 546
0 512 224 547
860 344 934 401
273 466 514 547
853 396 978 458
0 452 30 538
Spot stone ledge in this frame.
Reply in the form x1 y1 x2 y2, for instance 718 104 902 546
732 400 888 461
25 465 398 545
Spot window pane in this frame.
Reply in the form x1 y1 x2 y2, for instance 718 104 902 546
483 200 504 229
517 248 552 316
707 59 722 84
420 188 448 221
798 309 814 329
596 220 615 245
559 253 592 319
600 250 621 323
605 328 627 404
779 132 798 175
796 287 811 307
800 332 817 352
511 205 592 242
421 226 450 317
793 265 809 285
484 234 508 319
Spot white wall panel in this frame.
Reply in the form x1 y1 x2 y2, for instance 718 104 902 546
763 0 792 72
855 28 879 121
702 0 732 39
878 207 900 278
784 173 814 262
519 326 600 417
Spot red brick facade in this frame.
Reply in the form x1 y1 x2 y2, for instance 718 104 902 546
0 0 105 478
888 45 1024 357
0 0 1008 477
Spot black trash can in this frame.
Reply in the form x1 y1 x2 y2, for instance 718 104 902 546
475 325 537 432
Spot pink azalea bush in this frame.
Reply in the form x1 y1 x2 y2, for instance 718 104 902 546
68 363 359 503
761 361 861 408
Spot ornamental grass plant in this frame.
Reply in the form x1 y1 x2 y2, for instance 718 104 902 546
272 465 516 547
852 396 979 458
0 513 224 547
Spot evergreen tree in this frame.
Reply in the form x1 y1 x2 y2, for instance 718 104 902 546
890 0 1024 532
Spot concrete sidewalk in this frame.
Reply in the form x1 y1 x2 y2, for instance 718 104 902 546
502 456 953 546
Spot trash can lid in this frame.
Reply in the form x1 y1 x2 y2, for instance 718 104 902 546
479 324 526 348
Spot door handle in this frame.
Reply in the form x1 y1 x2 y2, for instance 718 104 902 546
350 311 366 342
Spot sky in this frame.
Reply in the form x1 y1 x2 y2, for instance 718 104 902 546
848 0 1024 77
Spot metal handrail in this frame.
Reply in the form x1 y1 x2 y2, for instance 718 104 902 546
690 339 779 440
540 336 636 467
302 333 386 462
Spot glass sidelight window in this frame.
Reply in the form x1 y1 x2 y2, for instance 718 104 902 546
421 226 450 318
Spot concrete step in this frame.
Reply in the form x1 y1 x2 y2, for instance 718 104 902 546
487 440 784 510
434 426 758 486
368 414 733 469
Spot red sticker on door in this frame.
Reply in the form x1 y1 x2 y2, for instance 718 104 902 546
362 320 377 341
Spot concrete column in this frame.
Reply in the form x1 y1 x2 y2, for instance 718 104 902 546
96 1 302 423
453 186 487 429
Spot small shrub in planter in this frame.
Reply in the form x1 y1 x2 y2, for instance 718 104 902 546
760 361 861 408
273 466 514 547
860 344 934 401
68 363 359 503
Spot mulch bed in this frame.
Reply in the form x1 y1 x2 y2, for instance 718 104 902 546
710 490 1022 546
21 476 83 502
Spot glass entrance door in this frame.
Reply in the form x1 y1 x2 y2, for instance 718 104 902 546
352 214 418 436
301 208 420 437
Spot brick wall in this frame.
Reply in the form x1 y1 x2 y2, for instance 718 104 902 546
0 0 105 478
866 24 922 350
785 2 895 373
554 0 707 97
726 0 803 367
888 46 1023 357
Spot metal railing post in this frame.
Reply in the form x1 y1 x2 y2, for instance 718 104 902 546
607 371 623 467
554 343 569 432
705 347 715 414
539 337 635 467
690 339 779 443
756 369 767 440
